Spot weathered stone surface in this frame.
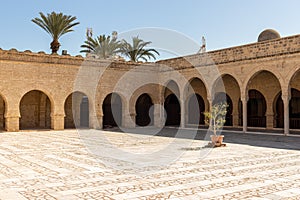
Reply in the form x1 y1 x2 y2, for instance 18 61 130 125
0 32 300 132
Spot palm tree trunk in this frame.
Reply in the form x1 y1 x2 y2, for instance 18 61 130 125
50 39 60 54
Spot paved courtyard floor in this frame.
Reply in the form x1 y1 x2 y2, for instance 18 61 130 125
0 129 299 199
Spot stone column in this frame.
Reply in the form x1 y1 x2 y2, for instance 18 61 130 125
88 113 102 129
180 98 185 128
154 103 164 128
5 104 20 132
89 99 102 129
232 113 239 127
122 112 136 128
266 102 274 129
96 113 104 129
241 96 248 133
51 113 65 130
282 93 290 135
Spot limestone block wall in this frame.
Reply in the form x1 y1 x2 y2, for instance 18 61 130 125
1 32 300 133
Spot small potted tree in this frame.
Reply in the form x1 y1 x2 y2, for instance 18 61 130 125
204 102 228 147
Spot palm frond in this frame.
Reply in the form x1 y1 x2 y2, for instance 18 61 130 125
80 34 122 59
120 36 159 62
32 12 79 40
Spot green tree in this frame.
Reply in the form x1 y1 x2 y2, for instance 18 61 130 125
120 36 159 62
32 12 80 54
203 102 228 136
80 34 121 59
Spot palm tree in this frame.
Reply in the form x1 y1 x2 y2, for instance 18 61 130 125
120 36 159 62
80 34 121 59
32 12 80 54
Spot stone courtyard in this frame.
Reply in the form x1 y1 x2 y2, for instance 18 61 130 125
0 129 299 199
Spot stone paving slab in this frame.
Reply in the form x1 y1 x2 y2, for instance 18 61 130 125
0 129 299 199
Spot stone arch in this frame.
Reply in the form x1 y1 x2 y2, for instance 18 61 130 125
163 80 181 126
289 68 300 92
184 76 209 97
187 94 205 125
246 70 281 128
164 94 180 126
184 77 208 100
102 93 123 128
135 93 154 126
212 74 241 126
288 69 300 129
244 69 284 92
129 83 160 117
19 90 52 129
219 72 243 91
163 80 180 99
184 77 208 126
64 91 89 128
247 89 267 127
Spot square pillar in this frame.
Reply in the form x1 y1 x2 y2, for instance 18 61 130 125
232 113 239 127
266 114 274 129
90 114 103 129
282 94 290 135
122 113 136 128
5 116 19 132
154 104 164 128
51 114 64 130
180 99 185 128
241 97 247 133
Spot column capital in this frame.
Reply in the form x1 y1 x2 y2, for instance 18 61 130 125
281 94 291 102
241 94 248 102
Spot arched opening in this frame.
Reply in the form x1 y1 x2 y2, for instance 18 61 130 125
135 93 154 126
0 95 5 130
185 77 208 127
103 93 122 128
213 92 233 126
187 94 205 125
20 90 51 129
290 88 300 129
213 74 241 127
164 94 180 126
274 92 284 128
246 70 281 128
64 92 89 129
247 90 267 127
164 80 180 127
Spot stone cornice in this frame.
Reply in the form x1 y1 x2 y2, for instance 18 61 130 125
157 33 300 70
1 33 300 72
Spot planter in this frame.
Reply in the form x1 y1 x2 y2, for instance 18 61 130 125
210 135 224 145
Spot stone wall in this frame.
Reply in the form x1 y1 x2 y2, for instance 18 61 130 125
1 33 300 133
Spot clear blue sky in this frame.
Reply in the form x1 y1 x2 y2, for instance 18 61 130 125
0 0 299 59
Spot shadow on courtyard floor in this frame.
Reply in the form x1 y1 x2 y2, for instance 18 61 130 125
103 127 300 151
